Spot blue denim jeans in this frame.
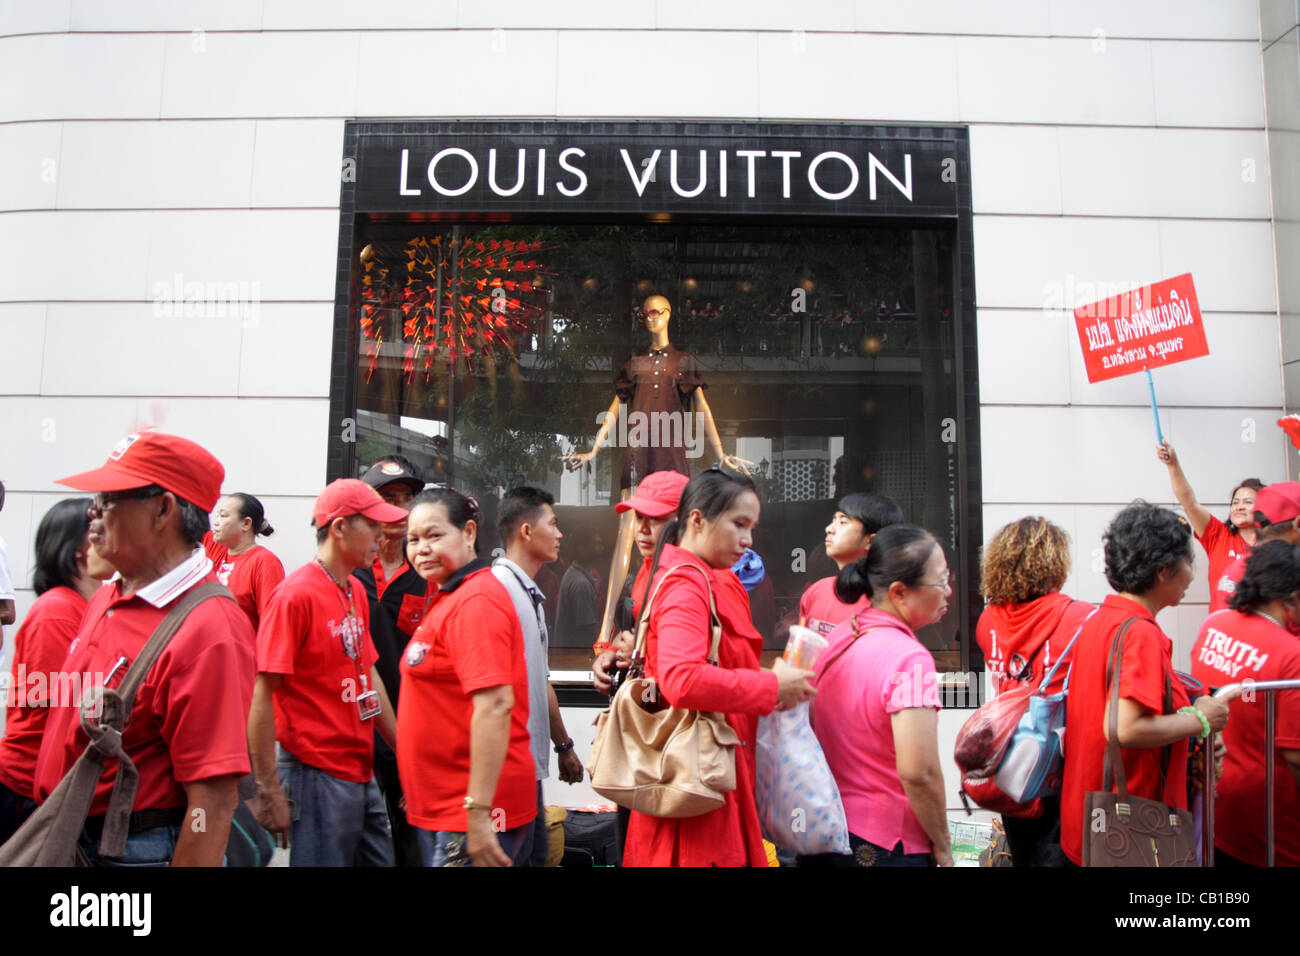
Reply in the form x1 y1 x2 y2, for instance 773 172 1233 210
417 824 531 867
278 748 393 867
0 781 36 847
78 824 185 868
517 782 550 867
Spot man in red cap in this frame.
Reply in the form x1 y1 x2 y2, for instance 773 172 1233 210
33 431 255 866
248 478 407 866
1211 481 1300 612
591 469 690 693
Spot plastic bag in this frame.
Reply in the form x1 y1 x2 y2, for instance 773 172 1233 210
954 679 1044 817
754 703 850 856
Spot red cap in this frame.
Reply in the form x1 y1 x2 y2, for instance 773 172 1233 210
313 479 408 527
57 431 225 512
615 470 690 518
1255 482 1300 525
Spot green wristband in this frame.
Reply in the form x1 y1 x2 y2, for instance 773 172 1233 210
1179 705 1211 740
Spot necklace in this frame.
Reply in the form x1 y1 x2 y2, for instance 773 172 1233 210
1250 608 1283 629
316 558 357 615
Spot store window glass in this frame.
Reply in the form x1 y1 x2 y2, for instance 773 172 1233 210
352 222 961 672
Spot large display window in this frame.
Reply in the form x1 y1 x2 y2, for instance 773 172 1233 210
329 122 982 694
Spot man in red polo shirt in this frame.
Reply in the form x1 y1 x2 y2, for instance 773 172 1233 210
1210 483 1300 613
33 431 255 866
248 479 406 866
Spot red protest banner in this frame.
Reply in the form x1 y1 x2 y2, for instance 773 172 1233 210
1073 273 1208 383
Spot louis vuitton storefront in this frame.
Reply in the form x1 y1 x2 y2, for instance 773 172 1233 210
328 121 982 681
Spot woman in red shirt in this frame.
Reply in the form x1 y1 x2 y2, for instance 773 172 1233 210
1060 502 1230 866
621 466 816 867
976 516 1093 866
206 492 284 631
0 498 113 843
1190 540 1300 867
397 489 536 867
1157 441 1262 608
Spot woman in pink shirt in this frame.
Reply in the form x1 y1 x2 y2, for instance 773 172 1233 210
803 523 954 867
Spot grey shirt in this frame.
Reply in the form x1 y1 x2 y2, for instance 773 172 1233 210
491 557 550 781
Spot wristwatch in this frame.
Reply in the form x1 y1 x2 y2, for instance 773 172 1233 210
554 739 575 755
463 796 492 812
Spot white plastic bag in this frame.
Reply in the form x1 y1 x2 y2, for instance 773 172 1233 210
754 702 850 856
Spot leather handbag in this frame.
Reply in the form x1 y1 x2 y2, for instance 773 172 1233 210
1082 620 1197 867
586 564 742 819
0 582 232 866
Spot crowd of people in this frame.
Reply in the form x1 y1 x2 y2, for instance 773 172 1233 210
0 429 1295 868
976 442 1300 868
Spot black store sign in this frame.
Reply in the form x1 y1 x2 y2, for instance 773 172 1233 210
351 122 966 218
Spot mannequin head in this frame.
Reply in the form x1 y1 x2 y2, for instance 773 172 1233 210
642 295 671 346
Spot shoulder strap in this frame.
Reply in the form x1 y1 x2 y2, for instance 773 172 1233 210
1100 618 1140 800
815 612 889 678
629 564 722 673
1039 606 1098 693
86 580 235 857
1013 598 1089 680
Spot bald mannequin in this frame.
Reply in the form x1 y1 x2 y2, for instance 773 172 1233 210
561 294 753 653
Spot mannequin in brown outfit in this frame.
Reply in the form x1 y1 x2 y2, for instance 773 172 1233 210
561 294 752 650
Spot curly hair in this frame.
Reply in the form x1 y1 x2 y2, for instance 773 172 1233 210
1228 540 1300 611
1103 500 1192 595
980 517 1071 606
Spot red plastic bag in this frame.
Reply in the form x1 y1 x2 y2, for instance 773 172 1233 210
954 680 1044 818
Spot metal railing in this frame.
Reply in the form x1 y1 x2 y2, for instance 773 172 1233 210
1202 679 1300 867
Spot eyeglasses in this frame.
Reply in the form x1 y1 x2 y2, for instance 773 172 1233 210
640 309 667 319
916 571 952 590
89 486 164 517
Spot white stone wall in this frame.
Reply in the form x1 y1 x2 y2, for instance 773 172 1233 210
0 1 1282 701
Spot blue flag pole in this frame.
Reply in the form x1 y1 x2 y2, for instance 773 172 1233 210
1146 369 1165 445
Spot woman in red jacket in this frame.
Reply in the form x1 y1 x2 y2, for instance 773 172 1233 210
976 516 1093 867
621 465 816 867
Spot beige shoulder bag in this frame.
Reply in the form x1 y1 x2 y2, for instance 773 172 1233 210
586 563 742 818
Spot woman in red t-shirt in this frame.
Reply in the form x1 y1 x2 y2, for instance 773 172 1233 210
620 466 816 867
1158 441 1262 603
0 498 114 843
1191 540 1300 867
208 492 285 631
976 516 1093 867
397 489 536 867
1060 502 1230 866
